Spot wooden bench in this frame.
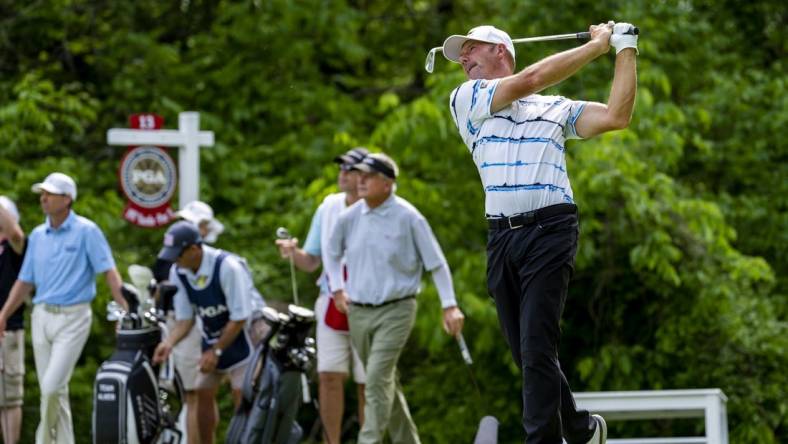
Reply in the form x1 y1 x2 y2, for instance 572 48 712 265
573 389 729 444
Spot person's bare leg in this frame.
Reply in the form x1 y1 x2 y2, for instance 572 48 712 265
0 407 22 444
319 372 347 444
197 387 219 444
356 383 365 427
184 391 201 444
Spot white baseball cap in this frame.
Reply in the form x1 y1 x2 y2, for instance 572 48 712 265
176 200 224 243
442 25 515 64
0 196 19 222
32 172 77 201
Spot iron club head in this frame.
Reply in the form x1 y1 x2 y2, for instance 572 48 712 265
424 46 442 73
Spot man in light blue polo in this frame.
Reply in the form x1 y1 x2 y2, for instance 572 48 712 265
0 172 126 444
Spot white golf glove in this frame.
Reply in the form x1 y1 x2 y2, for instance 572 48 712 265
610 22 639 55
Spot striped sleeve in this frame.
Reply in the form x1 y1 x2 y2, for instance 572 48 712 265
564 100 588 140
451 79 502 140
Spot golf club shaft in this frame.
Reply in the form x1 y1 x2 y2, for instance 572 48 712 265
455 333 485 406
456 333 473 365
512 31 590 43
276 227 301 305
301 373 310 403
289 255 299 305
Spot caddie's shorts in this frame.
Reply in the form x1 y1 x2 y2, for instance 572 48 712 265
194 317 270 391
0 329 24 407
166 315 203 391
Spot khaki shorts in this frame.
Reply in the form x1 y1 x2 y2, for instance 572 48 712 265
0 329 24 407
166 316 202 391
315 294 366 383
194 318 270 391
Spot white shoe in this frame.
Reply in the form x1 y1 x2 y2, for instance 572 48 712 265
585 414 607 444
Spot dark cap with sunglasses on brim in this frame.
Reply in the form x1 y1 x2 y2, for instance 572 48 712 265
158 220 202 261
351 153 399 180
333 147 369 166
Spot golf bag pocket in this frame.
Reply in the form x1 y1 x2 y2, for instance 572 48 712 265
93 351 161 444
226 352 280 444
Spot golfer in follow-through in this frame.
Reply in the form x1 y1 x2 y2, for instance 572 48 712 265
444 22 637 443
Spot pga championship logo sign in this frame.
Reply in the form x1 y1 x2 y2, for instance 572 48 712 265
118 114 178 227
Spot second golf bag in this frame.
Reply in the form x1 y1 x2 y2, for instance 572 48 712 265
93 281 184 444
226 304 316 444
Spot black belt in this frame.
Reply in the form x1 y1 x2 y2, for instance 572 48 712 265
350 295 416 308
487 203 577 230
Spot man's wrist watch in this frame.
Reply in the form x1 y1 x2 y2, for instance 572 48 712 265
213 347 223 357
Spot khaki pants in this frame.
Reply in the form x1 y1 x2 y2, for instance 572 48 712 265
349 298 420 444
31 303 92 444
0 329 25 407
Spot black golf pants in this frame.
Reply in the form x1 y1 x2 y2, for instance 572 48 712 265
486 209 594 444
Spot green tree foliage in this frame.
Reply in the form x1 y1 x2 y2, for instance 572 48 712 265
0 1 784 442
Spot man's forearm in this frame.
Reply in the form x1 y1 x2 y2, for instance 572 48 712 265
606 49 637 127
291 249 321 273
493 41 606 112
0 208 24 253
0 280 32 320
165 319 195 347
525 41 606 89
212 320 245 351
324 255 344 292
105 268 126 309
431 263 458 309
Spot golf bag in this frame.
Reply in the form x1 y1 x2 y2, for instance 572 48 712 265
93 282 184 444
226 304 316 444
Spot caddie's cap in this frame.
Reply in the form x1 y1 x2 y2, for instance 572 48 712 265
0 196 19 223
351 153 398 180
333 147 369 166
176 200 224 244
31 172 77 201
158 220 202 262
442 25 515 64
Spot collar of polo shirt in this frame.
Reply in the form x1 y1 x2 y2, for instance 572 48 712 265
361 193 396 215
46 210 75 233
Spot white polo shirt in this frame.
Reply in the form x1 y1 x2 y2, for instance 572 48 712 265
450 78 587 217
326 194 456 308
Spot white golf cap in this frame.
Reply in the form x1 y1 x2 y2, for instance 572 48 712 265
0 196 19 222
32 172 77 201
176 200 224 243
442 25 515 63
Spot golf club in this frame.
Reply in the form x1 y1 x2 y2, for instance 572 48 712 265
456 333 484 404
425 27 639 73
457 332 473 365
276 227 300 305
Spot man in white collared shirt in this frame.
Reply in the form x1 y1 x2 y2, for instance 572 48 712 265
326 153 465 444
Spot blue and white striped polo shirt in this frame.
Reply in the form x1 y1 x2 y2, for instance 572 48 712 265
450 78 586 217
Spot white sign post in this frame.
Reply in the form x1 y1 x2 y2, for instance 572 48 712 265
107 112 214 208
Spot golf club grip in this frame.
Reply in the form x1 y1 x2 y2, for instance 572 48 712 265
577 25 639 41
457 333 473 365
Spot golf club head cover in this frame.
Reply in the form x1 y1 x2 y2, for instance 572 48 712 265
610 22 639 55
